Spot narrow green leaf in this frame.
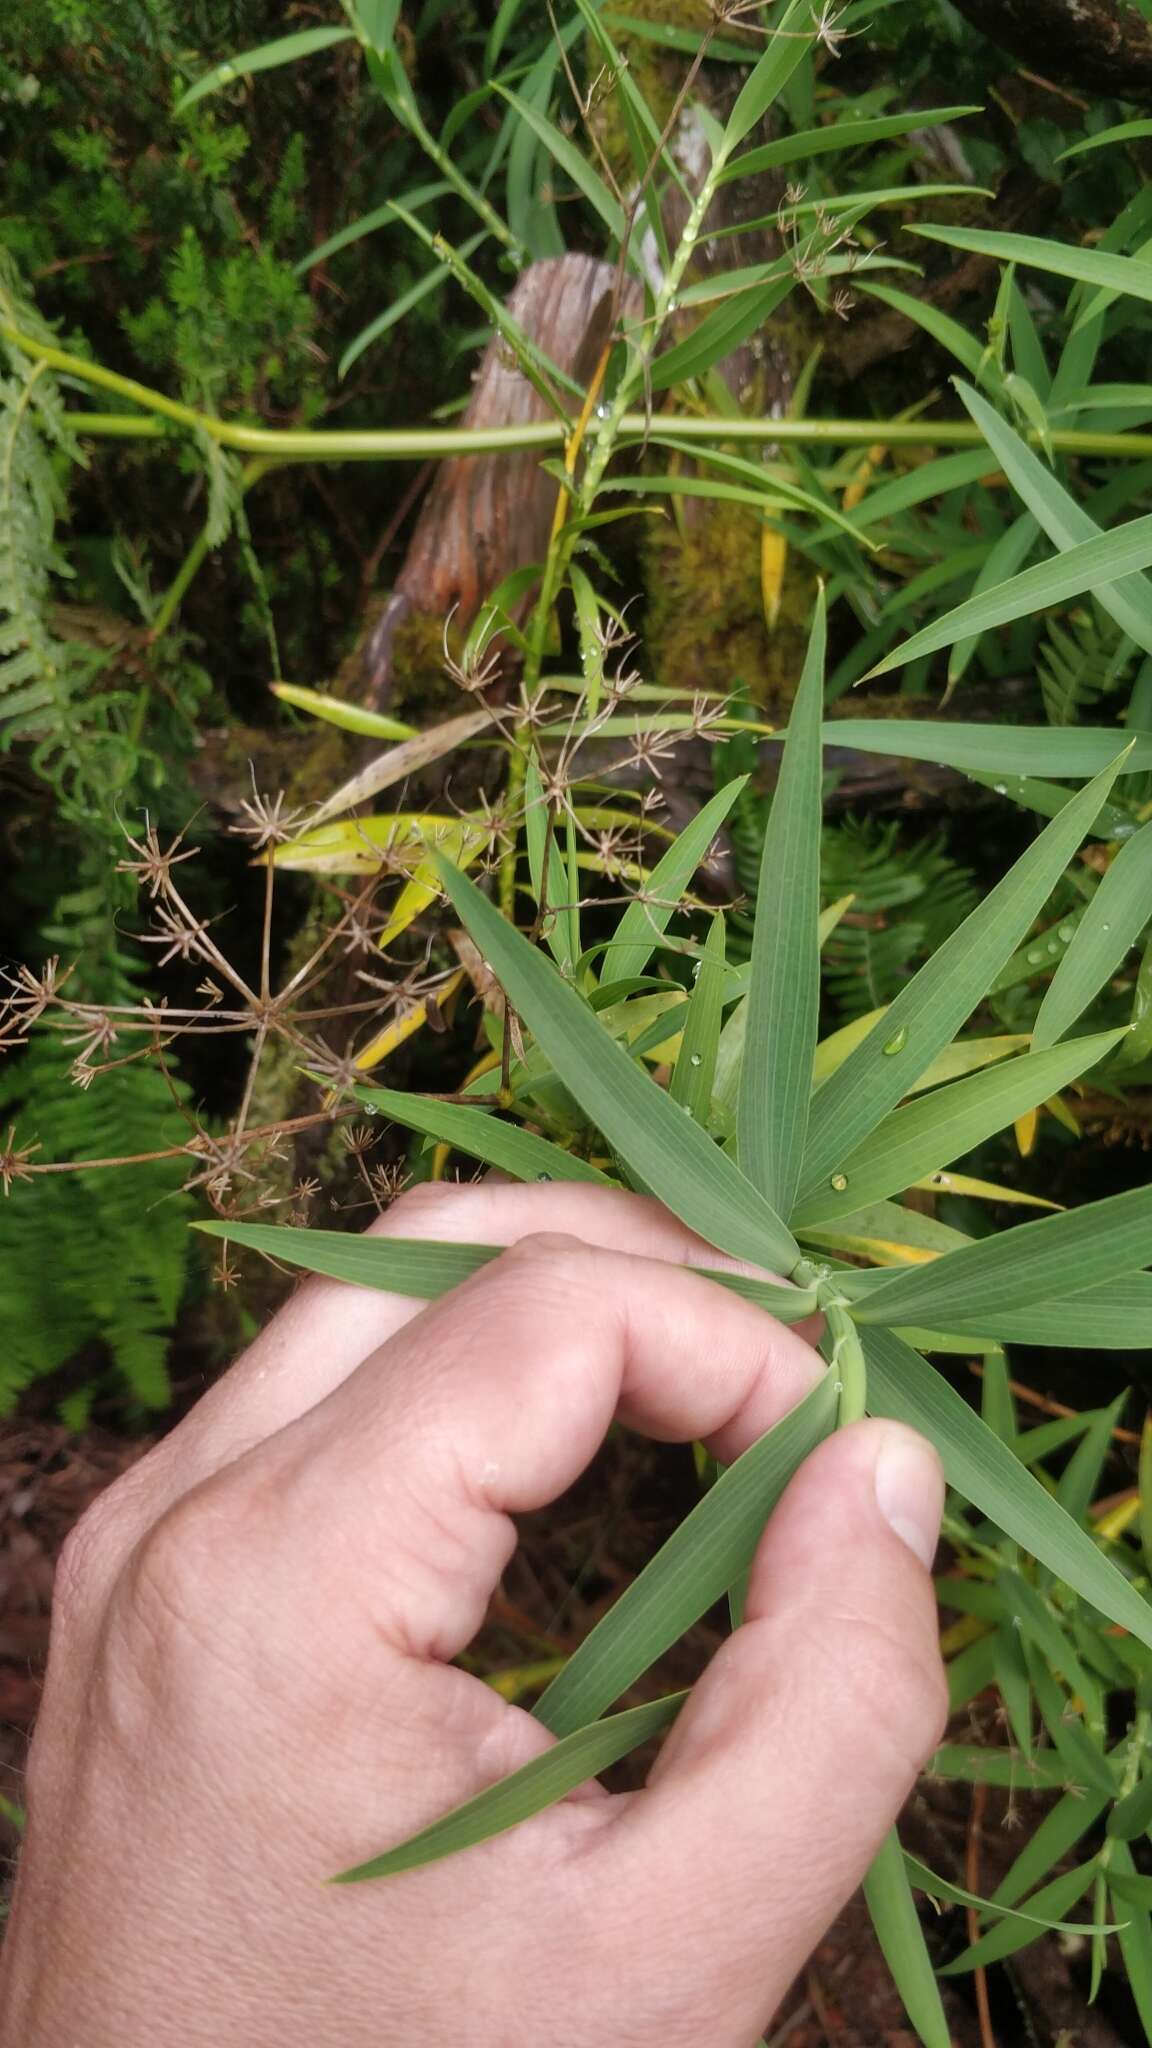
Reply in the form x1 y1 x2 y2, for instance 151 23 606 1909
1112 1841 1152 2044
649 279 792 390
1107 1774 1152 1842
856 280 985 375
940 1273 1152 1349
333 1690 686 1882
800 758 1125 1189
917 223 1152 306
864 1330 1152 1646
606 777 746 984
1034 818 1152 1048
352 1088 609 1183
994 1780 1112 1908
906 1851 1114 1933
856 1179 1152 1329
863 1830 951 2048
1057 1392 1127 1524
739 594 825 1211
1060 118 1152 160
864 511 1152 680
175 26 354 111
940 1861 1099 1973
954 378 1152 654
669 913 726 1122
719 107 982 182
928 1745 1066 1790
721 0 816 154
792 1030 1121 1226
191 1222 819 1322
534 1375 836 1736
494 86 627 242
435 856 799 1272
826 720 1152 780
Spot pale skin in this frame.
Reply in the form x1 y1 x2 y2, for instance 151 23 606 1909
0 1184 948 2048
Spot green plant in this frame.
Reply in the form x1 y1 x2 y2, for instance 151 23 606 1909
200 588 1152 2044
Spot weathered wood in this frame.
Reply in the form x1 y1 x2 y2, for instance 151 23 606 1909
950 0 1152 98
355 253 638 705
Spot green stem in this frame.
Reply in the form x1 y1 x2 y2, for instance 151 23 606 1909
824 1296 868 1427
24 340 1152 467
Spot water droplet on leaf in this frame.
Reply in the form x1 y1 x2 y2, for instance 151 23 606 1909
536 1172 553 1182
993 783 1007 795
1058 923 1074 943
829 1171 849 1192
882 1025 907 1056
1026 947 1043 965
689 1052 703 1067
594 401 611 420
1046 938 1060 955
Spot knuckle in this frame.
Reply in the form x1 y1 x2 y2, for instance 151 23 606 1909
54 1479 137 1618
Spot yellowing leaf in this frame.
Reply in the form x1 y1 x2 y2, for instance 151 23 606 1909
1015 1106 1039 1157
270 681 417 741
272 812 467 875
380 824 492 947
913 1170 1061 1211
761 525 788 627
354 968 466 1073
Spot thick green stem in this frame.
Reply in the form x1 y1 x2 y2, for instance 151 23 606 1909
22 331 1152 466
824 1297 868 1427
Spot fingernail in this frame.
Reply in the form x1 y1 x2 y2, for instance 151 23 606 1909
874 1429 944 1571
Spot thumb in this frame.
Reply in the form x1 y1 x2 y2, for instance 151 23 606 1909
597 1421 947 2040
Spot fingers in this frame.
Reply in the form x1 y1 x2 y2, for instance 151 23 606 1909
144 1184 812 1496
170 1233 824 1667
597 1422 946 2035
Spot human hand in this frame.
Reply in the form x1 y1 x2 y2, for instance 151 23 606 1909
0 1185 946 2048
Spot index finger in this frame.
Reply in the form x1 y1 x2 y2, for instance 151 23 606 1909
120 1184 813 1525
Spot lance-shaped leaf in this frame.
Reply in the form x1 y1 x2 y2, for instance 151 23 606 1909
720 0 816 154
864 509 1152 680
669 912 726 1123
863 1831 951 2048
792 1029 1123 1225
1034 817 1152 1048
494 86 626 242
333 1691 687 1883
435 854 799 1272
855 1179 1152 1329
800 757 1125 1190
175 26 354 112
922 1272 1152 1350
939 1863 1101 1976
719 105 982 182
863 1330 1152 1646
825 721 1152 780
914 224 1152 308
192 1221 819 1323
351 1088 610 1183
739 594 825 1212
534 1373 838 1737
602 777 747 986
954 378 1152 654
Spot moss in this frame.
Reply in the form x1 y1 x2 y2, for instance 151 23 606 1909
644 496 817 713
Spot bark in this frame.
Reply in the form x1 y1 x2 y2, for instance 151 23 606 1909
949 0 1152 99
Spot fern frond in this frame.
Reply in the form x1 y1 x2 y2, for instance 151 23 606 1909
1037 607 1132 728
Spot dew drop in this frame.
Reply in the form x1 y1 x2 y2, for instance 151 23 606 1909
931 1171 950 1187
1057 923 1075 943
594 400 611 420
217 60 236 80
882 1025 908 1056
993 782 1007 795
667 295 680 311
1113 821 1137 840
829 1170 849 1192
1026 947 1043 965
1102 922 1113 933
689 1051 703 1067
1046 938 1060 955
536 1171 553 1183
691 962 702 980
